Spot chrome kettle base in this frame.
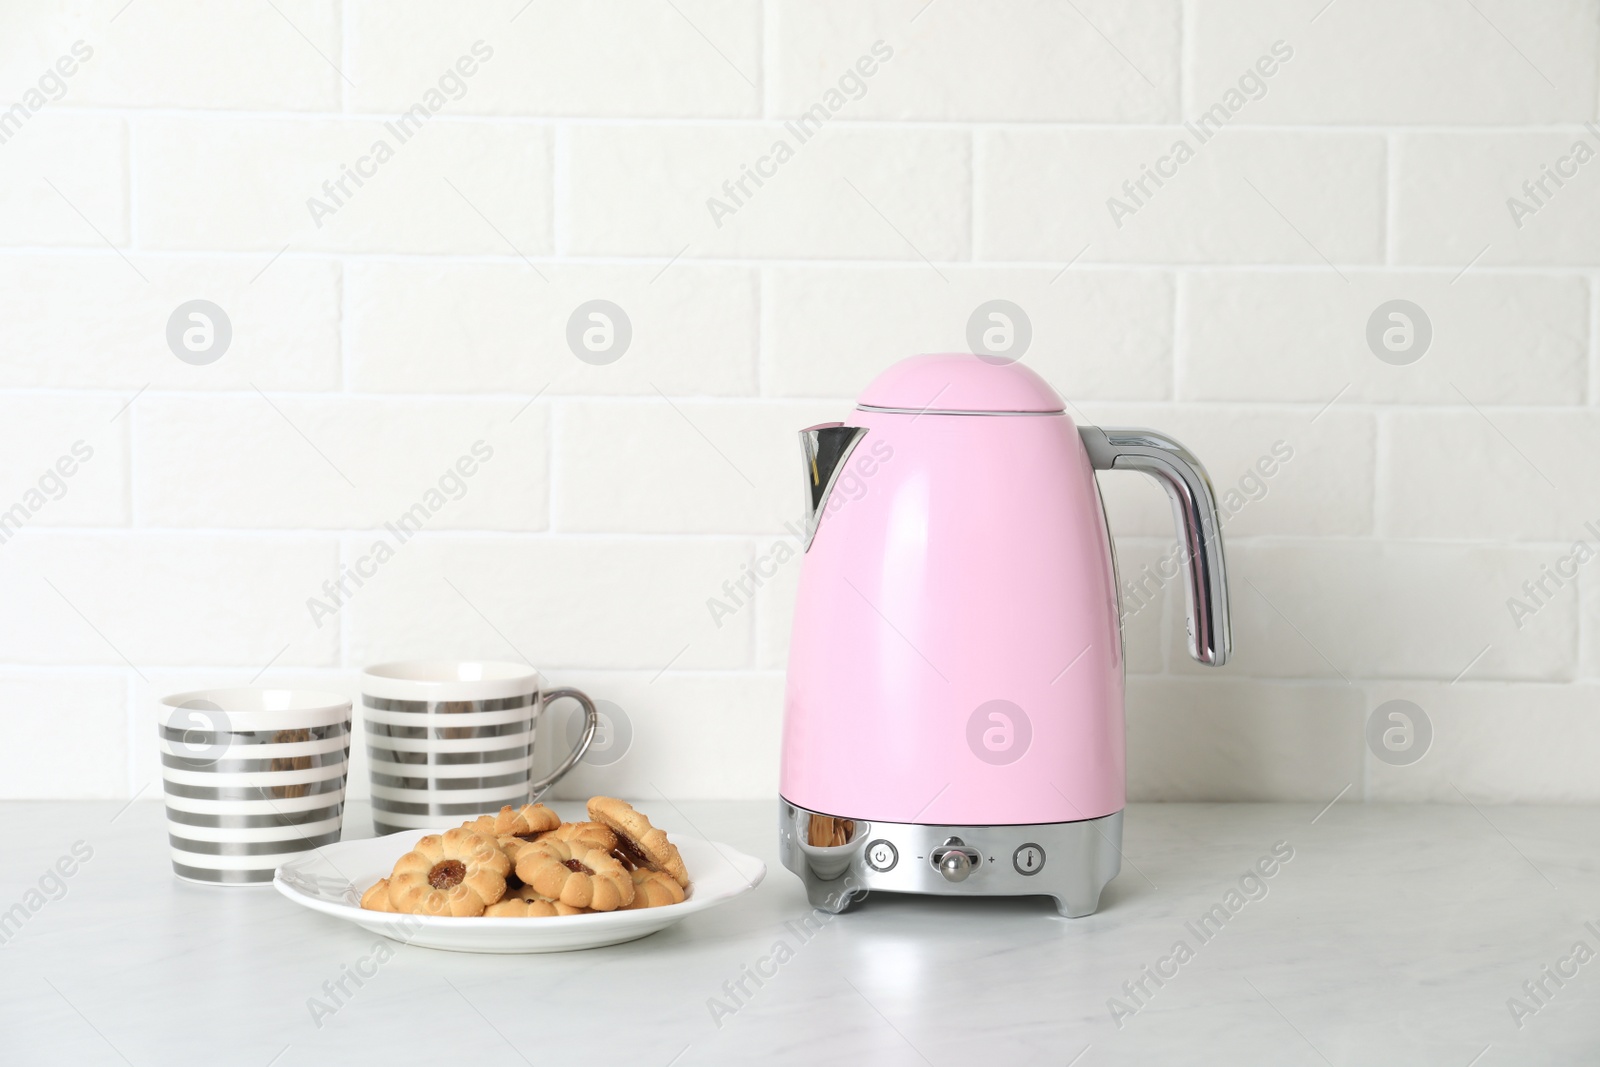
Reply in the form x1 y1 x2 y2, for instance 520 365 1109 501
778 799 1122 918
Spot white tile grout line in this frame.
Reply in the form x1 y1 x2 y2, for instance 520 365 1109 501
5 248 1599 279
966 126 977 261
339 0 352 115
1177 0 1191 118
123 669 138 797
1589 274 1599 407
1582 280 1594 672
544 397 560 533
17 528 1599 553
1383 133 1398 266
39 105 1600 134
3 662 1576 686
9 388 1598 414
1169 269 1185 401
751 265 764 396
1594 27 1600 125
0 659 1528 678
1158 543 1174 675
551 123 570 257
739 536 759 671
4 243 1600 273
1370 409 1387 539
1580 550 1590 680
125 389 140 528
336 535 350 671
124 112 138 252
336 258 351 391
759 0 773 120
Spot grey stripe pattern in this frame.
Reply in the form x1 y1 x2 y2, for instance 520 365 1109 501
365 720 528 741
161 776 348 802
164 804 345 829
162 747 350 773
362 690 539 833
168 830 342 856
160 700 352 886
372 797 522 817
159 722 349 745
368 769 529 791
363 693 534 713
171 862 276 885
368 744 530 766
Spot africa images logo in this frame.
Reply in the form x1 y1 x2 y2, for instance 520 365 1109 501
0 40 92 146
305 41 494 228
1105 40 1294 228
704 41 894 228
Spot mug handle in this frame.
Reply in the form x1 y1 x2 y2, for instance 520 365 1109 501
528 687 599 803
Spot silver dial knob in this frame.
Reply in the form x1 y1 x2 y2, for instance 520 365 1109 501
930 838 981 883
939 851 973 882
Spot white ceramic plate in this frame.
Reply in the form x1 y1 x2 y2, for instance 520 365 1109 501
273 829 766 953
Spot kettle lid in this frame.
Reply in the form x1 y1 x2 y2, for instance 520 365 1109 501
857 353 1065 414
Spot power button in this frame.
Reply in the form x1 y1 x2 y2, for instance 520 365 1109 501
1013 843 1045 876
865 839 897 872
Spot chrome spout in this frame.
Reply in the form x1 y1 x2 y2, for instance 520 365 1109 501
799 423 868 550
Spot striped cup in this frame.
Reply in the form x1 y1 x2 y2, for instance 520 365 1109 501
158 688 353 886
360 661 598 836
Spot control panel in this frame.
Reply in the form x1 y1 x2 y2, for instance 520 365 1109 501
778 801 1123 918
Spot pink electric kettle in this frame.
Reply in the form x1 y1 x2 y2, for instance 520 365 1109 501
778 353 1231 916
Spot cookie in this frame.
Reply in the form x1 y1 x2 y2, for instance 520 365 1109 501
624 867 687 910
496 833 535 865
484 883 591 918
360 877 399 913
494 833 548 891
587 796 689 889
387 828 510 917
462 803 560 841
490 818 613 861
545 820 617 853
514 837 634 911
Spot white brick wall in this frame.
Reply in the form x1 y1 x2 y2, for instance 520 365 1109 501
4 0 1598 803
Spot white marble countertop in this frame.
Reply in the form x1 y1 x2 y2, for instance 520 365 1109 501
2 799 1597 1065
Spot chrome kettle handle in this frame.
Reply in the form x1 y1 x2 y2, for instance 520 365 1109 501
1079 426 1231 667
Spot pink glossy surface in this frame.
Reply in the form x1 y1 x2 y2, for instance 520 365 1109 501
781 403 1125 825
856 352 1067 413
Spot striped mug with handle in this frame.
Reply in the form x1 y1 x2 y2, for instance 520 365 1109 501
360 661 599 836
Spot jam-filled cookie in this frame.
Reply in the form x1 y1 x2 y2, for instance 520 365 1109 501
462 803 560 841
484 883 591 917
545 820 617 853
514 837 634 911
587 796 689 889
624 866 687 910
360 877 399 912
496 834 534 865
387 828 510 917
495 824 613 870
486 817 613 860
494 834 542 890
